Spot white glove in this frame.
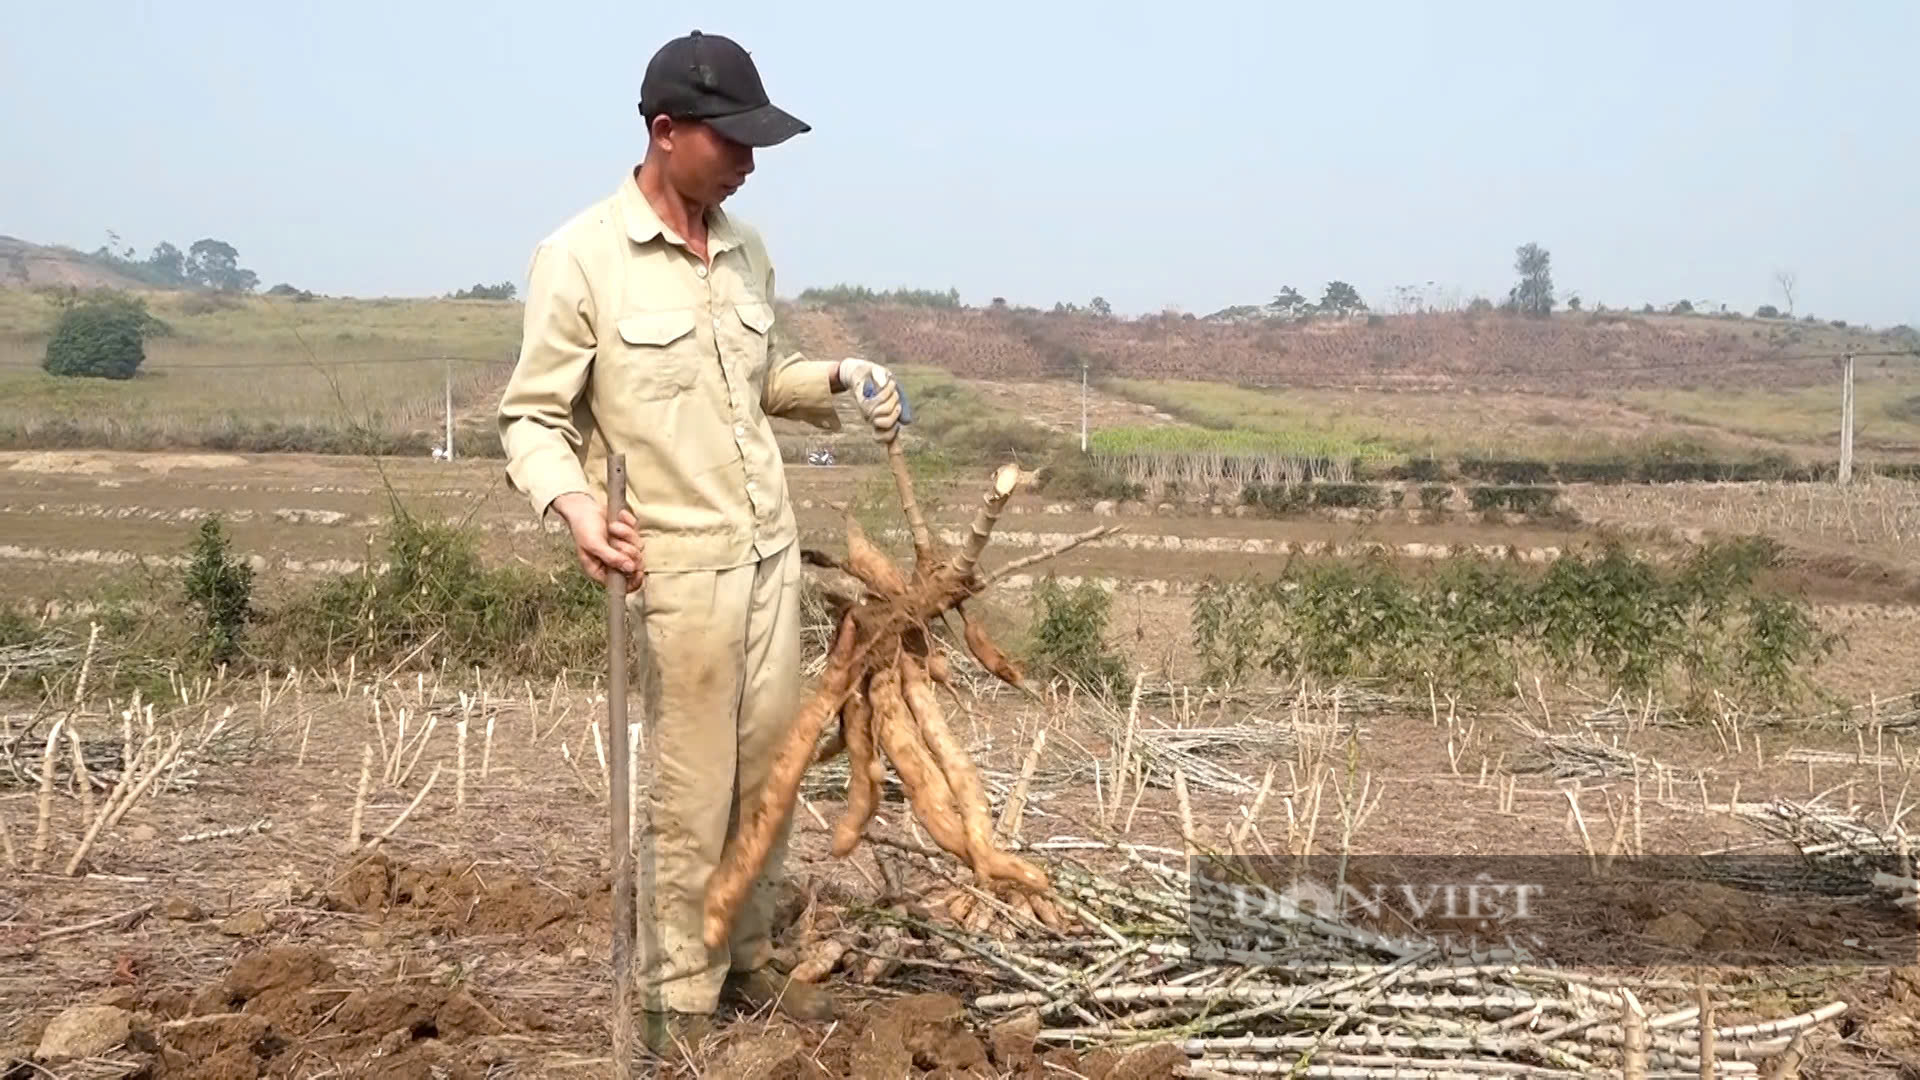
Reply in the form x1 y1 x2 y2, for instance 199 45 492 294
838 358 902 443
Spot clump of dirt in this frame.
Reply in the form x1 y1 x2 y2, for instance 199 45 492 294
118 944 529 1080
324 852 606 950
756 993 1182 1080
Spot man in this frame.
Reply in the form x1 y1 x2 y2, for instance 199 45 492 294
496 29 902 1053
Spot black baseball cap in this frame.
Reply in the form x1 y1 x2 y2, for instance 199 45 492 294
639 30 810 148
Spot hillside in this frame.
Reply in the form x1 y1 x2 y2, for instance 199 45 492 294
802 302 1907 393
0 235 150 291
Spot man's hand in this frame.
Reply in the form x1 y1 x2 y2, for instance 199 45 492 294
837 358 903 443
551 492 644 592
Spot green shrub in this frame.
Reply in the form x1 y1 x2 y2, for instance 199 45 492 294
1418 484 1453 511
1399 457 1449 482
1468 485 1561 516
0 608 38 648
1460 457 1551 484
1242 482 1307 515
1312 483 1386 510
1025 576 1129 698
182 516 255 666
1190 538 1835 710
269 506 602 678
1034 447 1145 501
43 297 154 379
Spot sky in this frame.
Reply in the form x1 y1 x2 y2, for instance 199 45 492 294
2 0 1915 327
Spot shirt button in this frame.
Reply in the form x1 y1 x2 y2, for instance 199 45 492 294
734 423 745 437
696 264 708 279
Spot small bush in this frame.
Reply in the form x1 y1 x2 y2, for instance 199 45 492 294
1033 447 1145 502
182 516 255 666
1459 457 1552 484
1468 485 1561 516
1398 457 1448 482
1191 538 1835 709
0 607 38 648
1312 483 1385 509
43 298 152 379
1025 576 1129 698
1242 482 1307 515
269 507 602 677
1418 484 1453 511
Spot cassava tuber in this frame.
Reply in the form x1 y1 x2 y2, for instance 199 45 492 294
699 452 1118 949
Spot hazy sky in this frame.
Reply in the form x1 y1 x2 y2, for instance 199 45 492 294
4 1 1915 327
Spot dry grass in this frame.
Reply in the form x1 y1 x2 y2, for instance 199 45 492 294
1565 476 1920 563
1629 368 1920 451
1104 378 1812 464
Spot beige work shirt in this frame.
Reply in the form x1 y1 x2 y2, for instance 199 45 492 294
497 169 843 572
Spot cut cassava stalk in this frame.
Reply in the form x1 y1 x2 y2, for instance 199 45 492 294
950 463 1030 583
886 440 936 570
702 614 865 948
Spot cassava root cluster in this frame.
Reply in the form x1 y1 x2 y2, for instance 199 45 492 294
701 451 1112 948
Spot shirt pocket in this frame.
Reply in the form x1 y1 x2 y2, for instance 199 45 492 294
613 308 699 400
730 301 775 383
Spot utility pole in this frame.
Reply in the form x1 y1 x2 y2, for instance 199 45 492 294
1080 361 1089 453
444 358 456 462
1838 352 1855 484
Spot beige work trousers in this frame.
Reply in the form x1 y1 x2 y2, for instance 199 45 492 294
629 540 802 1015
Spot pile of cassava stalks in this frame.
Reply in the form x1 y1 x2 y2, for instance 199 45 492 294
700 450 1118 948
811 834 1851 1079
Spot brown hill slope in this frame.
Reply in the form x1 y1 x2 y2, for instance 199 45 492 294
817 303 1898 392
0 236 149 291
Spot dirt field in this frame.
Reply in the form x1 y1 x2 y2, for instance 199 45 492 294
6 449 1920 1078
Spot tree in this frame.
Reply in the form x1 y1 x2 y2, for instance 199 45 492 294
1089 296 1112 318
1317 281 1366 317
184 238 259 293
1670 299 1695 315
1508 242 1554 318
1268 286 1308 319
452 281 517 301
1773 269 1797 317
183 515 254 666
1565 294 1582 313
147 242 186 284
1755 304 1781 319
43 297 150 379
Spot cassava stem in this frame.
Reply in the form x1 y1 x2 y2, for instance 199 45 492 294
886 439 936 571
950 463 1028 582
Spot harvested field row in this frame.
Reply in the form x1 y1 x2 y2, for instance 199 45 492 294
5 642 1914 1077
